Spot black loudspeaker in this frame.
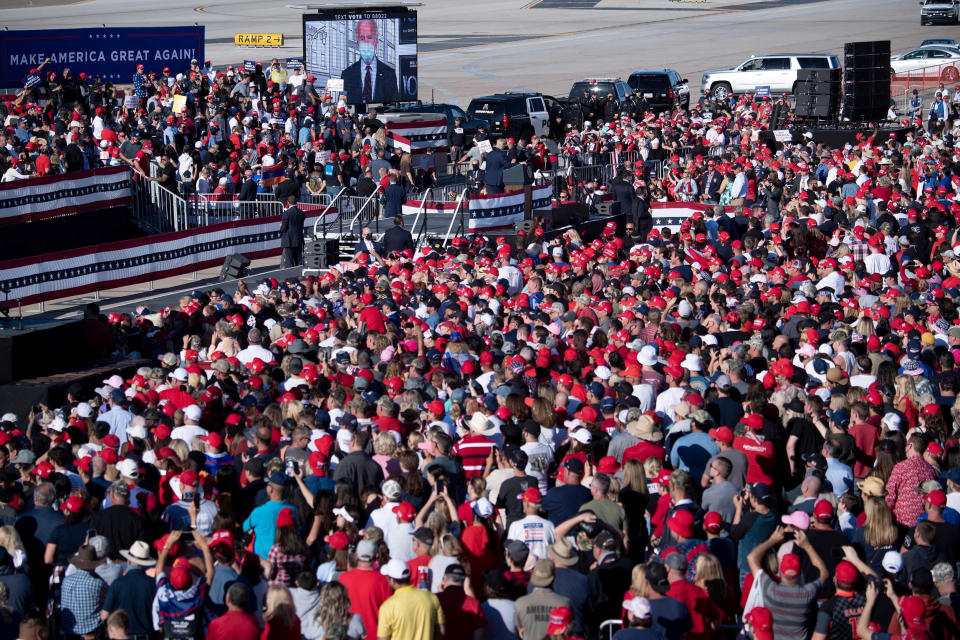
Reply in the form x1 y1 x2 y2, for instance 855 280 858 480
841 40 891 122
303 239 340 269
219 253 250 281
503 164 532 186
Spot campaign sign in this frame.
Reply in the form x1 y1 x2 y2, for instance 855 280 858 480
243 60 257 72
754 85 771 98
0 26 205 89
286 58 304 70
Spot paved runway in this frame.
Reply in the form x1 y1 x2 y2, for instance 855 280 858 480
0 0 947 106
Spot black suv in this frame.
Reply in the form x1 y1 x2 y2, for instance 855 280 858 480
381 102 488 146
627 70 690 112
465 92 562 140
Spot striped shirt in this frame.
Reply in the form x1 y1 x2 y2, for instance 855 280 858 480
453 434 496 478
759 572 823 640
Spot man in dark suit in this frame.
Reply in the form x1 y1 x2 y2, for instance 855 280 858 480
237 169 258 201
354 227 382 259
381 214 414 255
382 174 406 218
609 168 636 222
340 19 398 104
280 195 305 268
483 139 508 194
699 161 723 203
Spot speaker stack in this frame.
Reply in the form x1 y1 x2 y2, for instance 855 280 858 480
302 238 340 269
219 254 250 281
794 68 842 120
842 41 891 122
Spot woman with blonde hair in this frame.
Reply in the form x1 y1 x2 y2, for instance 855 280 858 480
262 584 300 640
849 496 900 573
0 526 26 571
694 553 735 616
310 581 365 640
895 374 921 430
427 531 464 593
372 431 402 477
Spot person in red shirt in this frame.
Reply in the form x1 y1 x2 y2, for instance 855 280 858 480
407 527 434 588
207 583 260 640
664 551 723 640
338 539 393 640
436 563 486 640
733 413 775 485
848 401 879 479
622 416 666 463
356 293 387 334
453 413 497 479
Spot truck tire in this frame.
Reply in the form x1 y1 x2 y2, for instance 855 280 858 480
711 82 732 102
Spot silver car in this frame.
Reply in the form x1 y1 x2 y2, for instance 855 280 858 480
701 53 842 102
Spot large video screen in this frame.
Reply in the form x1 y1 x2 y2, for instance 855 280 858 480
303 7 417 105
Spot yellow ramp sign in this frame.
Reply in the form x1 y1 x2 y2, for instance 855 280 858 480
235 33 283 47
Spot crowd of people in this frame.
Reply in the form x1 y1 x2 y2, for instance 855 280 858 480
3 52 960 640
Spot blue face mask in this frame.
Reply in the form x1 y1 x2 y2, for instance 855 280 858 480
359 43 375 63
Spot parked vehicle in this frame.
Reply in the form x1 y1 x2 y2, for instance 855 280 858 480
627 70 690 111
920 0 959 25
891 46 960 74
701 53 841 102
465 92 555 139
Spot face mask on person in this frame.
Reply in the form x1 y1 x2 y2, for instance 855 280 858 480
359 43 375 63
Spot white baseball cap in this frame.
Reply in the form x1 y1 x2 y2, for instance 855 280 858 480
183 405 202 422
117 459 139 479
380 558 410 580
75 403 94 418
882 550 903 574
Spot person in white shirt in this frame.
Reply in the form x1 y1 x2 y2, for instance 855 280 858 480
2 161 30 182
367 479 403 530
236 328 275 365
384 502 416 563
170 405 209 449
864 238 892 275
506 488 555 559
815 258 846 300
520 423 553 493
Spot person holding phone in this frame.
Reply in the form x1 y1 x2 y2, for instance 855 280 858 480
161 470 218 536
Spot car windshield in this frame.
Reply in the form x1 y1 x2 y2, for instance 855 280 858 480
629 74 670 91
467 100 505 119
569 82 617 99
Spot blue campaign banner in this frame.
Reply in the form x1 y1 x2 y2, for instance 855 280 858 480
0 26 204 89
286 58 303 70
754 85 771 98
243 60 257 72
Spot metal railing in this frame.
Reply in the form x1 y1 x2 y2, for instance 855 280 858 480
313 187 349 239
441 188 471 248
891 61 960 117
348 186 384 235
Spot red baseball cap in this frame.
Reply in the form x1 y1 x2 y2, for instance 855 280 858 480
835 560 859 588
392 502 416 522
209 530 234 551
597 456 620 474
813 499 834 522
708 426 733 444
703 511 723 533
201 432 223 449
925 489 947 507
520 487 543 504
779 553 802 578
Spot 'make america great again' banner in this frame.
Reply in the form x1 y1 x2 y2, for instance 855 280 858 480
1 26 204 89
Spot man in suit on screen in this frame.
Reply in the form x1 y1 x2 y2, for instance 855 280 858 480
340 19 398 104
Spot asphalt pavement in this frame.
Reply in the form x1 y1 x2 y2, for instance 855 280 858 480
0 0 949 106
